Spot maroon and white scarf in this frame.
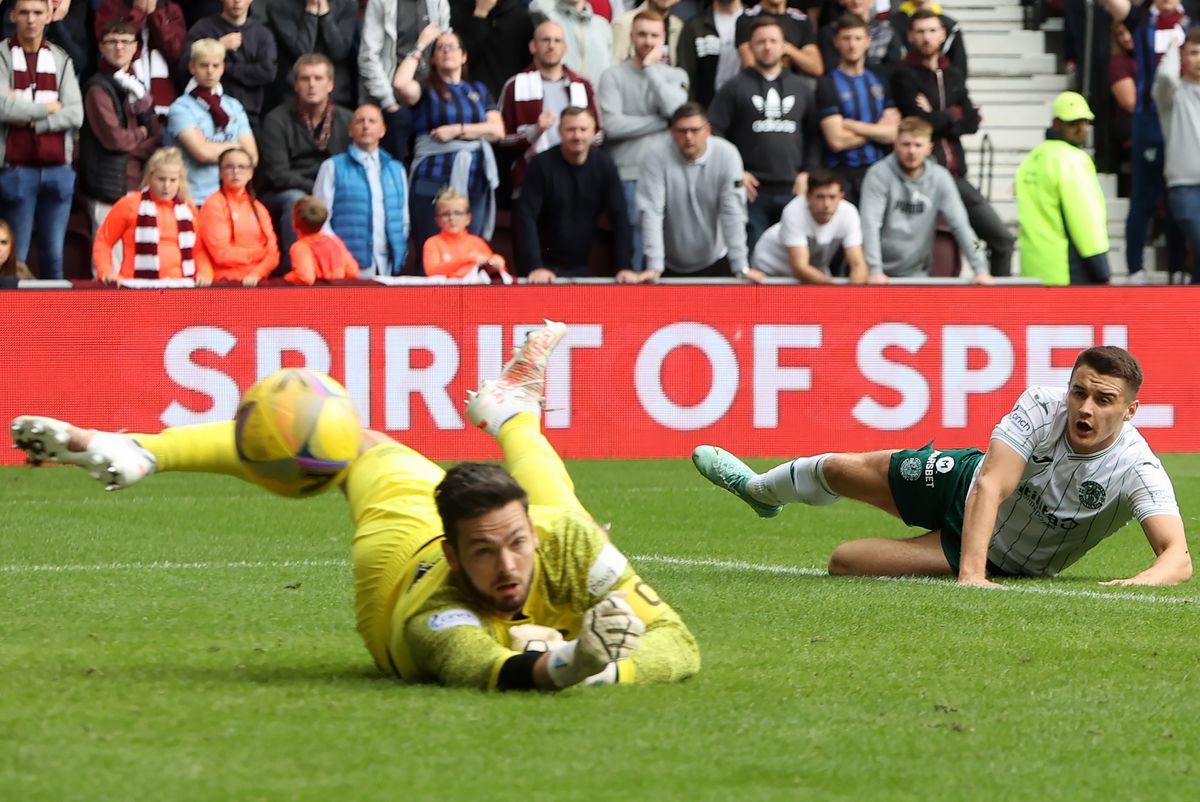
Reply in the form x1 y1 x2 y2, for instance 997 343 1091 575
299 98 335 150
7 37 65 165
134 189 196 277
185 78 230 131
132 28 174 118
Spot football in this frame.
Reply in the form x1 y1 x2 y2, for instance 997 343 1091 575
234 368 362 498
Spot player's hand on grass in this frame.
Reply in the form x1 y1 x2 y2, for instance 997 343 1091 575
957 575 1003 589
509 624 564 652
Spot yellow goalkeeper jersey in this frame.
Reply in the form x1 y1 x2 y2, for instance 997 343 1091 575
374 505 699 689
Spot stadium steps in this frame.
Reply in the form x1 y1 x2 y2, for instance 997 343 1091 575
953 0 1148 281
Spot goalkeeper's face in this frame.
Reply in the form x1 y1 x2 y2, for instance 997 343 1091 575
444 501 540 617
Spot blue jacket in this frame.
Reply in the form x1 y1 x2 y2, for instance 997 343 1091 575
329 149 409 275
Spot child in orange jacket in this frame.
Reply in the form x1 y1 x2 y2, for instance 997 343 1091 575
283 196 360 285
422 188 508 279
197 148 280 286
92 147 212 285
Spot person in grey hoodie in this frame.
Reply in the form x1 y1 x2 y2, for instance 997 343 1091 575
1153 31 1200 285
859 116 989 283
597 9 689 272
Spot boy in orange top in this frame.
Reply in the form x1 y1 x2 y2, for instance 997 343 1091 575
283 196 360 285
422 188 509 279
197 148 280 286
93 147 213 285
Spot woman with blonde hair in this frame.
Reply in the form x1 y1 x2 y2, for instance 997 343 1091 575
198 147 280 286
93 147 211 285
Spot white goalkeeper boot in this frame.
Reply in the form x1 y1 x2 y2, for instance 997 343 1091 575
466 320 567 436
11 415 156 490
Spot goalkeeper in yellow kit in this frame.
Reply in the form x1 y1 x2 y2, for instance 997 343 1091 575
11 322 700 691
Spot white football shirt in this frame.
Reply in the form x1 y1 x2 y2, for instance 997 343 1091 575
978 386 1180 576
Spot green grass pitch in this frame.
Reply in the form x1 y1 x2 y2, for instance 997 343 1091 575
3 456 1199 802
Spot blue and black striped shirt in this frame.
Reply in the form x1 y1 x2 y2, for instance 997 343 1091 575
816 67 892 169
411 80 497 191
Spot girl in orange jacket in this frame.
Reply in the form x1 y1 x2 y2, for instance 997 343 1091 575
422 188 508 279
93 147 212 285
198 148 280 286
283 195 360 285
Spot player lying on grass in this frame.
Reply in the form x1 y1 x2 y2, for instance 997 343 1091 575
694 346 1192 588
11 322 700 690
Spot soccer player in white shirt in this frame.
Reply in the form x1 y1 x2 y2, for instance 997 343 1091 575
693 346 1193 587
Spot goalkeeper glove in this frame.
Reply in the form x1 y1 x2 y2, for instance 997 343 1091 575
545 593 645 688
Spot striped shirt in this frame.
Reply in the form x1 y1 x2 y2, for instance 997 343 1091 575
816 67 891 169
980 386 1180 577
411 79 496 191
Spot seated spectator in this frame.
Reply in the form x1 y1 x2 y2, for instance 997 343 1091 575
497 19 602 194
358 2 453 162
817 0 901 81
751 168 868 283
394 29 504 253
598 8 690 272
514 106 631 282
530 0 612 81
0 218 34 287
710 16 821 252
1154 33 1200 285
893 9 1013 275
0 0 84 281
265 0 358 108
198 147 280 285
611 0 684 64
165 38 258 204
81 20 163 254
92 147 212 285
184 0 277 128
450 0 534 100
892 0 966 75
735 0 822 79
636 102 751 281
259 53 353 268
283 194 360 284
677 0 743 109
313 104 410 276
1015 93 1110 286
817 13 898 204
422 186 510 278
858 116 989 283
94 0 187 119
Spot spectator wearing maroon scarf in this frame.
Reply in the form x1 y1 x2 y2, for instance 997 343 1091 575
94 0 186 120
0 0 83 279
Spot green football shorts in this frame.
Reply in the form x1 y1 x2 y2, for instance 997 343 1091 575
887 443 1001 573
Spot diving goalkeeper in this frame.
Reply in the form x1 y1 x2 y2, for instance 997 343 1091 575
11 322 700 690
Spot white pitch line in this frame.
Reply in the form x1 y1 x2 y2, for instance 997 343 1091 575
1 554 1196 608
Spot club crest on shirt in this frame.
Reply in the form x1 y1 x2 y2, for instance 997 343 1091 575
899 457 921 481
467 91 480 102
1078 481 1106 510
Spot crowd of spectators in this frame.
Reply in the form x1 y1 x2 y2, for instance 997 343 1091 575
0 0 1192 286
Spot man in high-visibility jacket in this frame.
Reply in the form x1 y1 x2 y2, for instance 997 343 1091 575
1015 92 1111 285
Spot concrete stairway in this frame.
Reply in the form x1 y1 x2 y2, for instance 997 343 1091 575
952 0 1146 280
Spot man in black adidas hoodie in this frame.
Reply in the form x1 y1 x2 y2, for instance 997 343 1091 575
709 16 820 252
892 10 1013 276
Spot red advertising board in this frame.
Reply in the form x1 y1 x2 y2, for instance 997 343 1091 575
2 285 1196 462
